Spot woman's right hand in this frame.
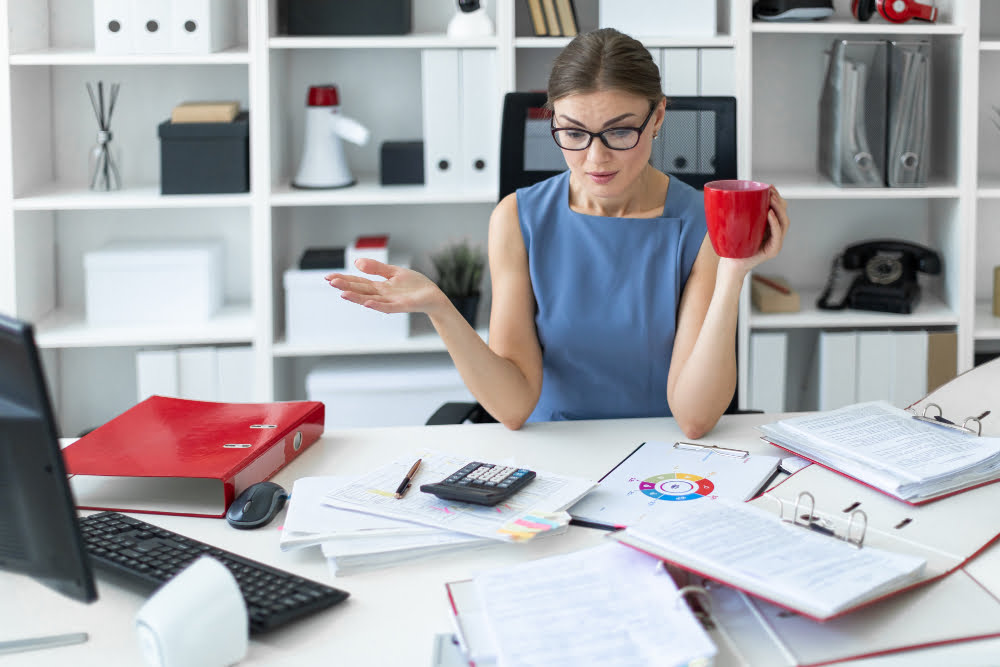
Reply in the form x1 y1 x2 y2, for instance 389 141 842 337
325 258 450 316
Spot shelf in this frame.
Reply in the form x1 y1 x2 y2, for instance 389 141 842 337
269 34 498 50
753 172 959 199
978 177 1000 198
8 46 251 66
34 305 255 349
981 38 1000 51
270 176 496 207
514 35 736 49
975 302 1000 341
272 327 488 357
750 289 956 330
13 184 253 211
752 18 963 36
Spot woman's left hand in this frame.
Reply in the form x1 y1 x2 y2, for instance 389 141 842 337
720 185 790 274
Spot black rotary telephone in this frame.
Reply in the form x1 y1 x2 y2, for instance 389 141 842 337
816 239 941 314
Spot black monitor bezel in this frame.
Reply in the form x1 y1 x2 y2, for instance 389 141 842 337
0 312 97 603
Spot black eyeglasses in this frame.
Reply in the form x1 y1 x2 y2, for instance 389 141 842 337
550 104 656 151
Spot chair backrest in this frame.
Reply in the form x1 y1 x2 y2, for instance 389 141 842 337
498 92 738 201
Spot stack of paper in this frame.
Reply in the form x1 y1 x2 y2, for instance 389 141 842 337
758 400 1000 503
445 542 717 667
280 450 596 576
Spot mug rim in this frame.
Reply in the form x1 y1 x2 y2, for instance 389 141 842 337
704 179 770 192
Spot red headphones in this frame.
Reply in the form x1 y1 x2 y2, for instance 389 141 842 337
851 0 938 23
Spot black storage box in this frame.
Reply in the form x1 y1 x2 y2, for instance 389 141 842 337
299 247 346 270
280 0 412 36
158 111 249 195
380 140 424 185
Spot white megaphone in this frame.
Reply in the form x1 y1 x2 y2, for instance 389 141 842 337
292 85 370 189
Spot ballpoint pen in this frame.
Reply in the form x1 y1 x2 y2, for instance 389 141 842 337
394 458 422 499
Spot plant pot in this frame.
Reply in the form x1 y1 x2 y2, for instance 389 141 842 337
450 293 480 328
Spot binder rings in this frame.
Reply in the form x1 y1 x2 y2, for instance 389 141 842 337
615 463 1000 622
62 395 324 518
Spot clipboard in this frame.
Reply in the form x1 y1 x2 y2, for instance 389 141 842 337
567 440 782 530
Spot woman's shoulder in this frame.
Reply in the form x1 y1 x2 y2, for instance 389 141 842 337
664 175 706 220
516 171 569 203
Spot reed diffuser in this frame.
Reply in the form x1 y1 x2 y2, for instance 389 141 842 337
86 81 121 191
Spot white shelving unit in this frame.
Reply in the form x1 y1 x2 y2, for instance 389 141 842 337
0 0 990 434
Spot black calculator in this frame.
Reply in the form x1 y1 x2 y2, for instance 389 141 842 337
419 462 536 506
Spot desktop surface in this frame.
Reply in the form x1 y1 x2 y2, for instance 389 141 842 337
5 413 1000 667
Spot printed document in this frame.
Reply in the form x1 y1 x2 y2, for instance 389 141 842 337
322 450 596 542
569 440 781 527
473 542 716 667
758 401 1000 502
617 498 926 620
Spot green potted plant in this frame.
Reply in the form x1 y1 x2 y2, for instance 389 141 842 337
431 239 485 328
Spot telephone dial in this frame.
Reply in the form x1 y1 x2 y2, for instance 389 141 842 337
816 239 941 314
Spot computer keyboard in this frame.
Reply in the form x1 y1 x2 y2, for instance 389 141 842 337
78 511 349 634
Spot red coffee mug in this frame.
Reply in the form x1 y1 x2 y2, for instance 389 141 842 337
703 180 771 259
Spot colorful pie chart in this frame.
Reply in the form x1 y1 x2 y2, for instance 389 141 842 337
638 472 714 501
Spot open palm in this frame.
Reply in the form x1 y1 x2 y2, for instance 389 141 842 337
325 258 447 315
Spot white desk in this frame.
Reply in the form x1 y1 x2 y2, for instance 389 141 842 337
5 414 1000 666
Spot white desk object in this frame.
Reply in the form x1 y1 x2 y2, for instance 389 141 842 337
4 414 1000 666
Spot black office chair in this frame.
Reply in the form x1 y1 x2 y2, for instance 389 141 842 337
426 92 742 425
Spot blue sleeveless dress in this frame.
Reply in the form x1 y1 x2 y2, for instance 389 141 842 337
517 170 707 422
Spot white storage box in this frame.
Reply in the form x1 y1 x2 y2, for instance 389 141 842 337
284 256 410 345
599 1 715 39
93 0 238 55
306 356 475 428
84 240 223 326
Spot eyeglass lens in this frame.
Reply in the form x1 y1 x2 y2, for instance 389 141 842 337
552 127 641 151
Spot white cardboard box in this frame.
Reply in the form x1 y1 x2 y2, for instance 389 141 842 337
93 0 237 55
598 1 715 38
284 256 410 345
306 356 475 428
84 240 223 326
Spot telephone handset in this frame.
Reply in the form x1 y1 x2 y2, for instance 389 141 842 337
817 239 941 314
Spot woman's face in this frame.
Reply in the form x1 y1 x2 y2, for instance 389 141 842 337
551 89 662 200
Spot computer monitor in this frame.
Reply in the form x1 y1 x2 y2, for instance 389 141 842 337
0 312 96 652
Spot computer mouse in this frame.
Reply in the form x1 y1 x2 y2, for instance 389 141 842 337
226 481 288 530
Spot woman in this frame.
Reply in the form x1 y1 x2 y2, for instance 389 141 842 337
326 28 790 438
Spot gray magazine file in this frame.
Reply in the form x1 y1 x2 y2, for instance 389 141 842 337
818 40 887 187
887 40 931 187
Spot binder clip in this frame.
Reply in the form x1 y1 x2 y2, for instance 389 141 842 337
909 403 989 436
673 441 749 460
775 491 867 548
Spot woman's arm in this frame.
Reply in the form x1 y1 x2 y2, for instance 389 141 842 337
325 193 544 429
667 187 791 438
